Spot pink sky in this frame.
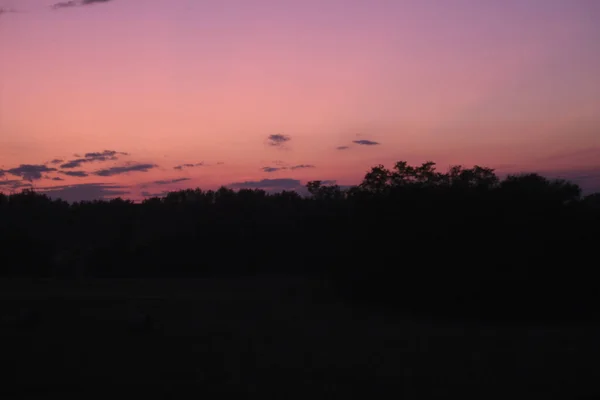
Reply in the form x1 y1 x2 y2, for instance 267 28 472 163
1 0 600 200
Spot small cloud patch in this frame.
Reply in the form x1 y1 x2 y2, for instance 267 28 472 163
51 0 114 10
94 163 156 177
266 134 291 148
173 162 204 170
262 167 284 173
60 170 88 177
6 165 57 181
289 164 315 170
262 164 315 172
154 178 191 185
353 140 380 146
61 149 127 169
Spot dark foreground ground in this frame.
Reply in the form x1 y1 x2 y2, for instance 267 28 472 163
1 277 599 399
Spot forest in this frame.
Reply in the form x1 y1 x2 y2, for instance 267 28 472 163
2 160 600 322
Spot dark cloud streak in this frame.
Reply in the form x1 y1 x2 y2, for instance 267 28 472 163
262 164 315 172
154 178 191 185
6 165 57 181
173 162 204 170
353 140 380 146
289 164 315 170
51 0 114 10
60 170 89 177
94 163 156 177
266 134 291 147
60 150 126 169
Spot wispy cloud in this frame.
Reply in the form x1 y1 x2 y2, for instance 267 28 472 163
94 163 156 177
6 165 57 181
266 134 291 148
0 7 17 16
60 149 127 169
336 146 350 150
0 180 30 187
85 150 128 158
51 0 114 10
82 0 114 4
262 163 315 172
60 170 88 177
289 164 315 170
51 1 78 9
353 140 380 146
153 178 191 185
49 159 64 165
0 179 33 193
173 162 204 170
262 167 285 173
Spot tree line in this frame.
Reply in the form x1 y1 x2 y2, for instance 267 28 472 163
2 161 599 322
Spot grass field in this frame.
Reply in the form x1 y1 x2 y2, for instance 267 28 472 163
1 277 599 398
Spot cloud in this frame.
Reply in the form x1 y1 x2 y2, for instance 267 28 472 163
266 134 291 147
289 164 315 170
60 160 88 169
49 159 64 165
262 167 285 173
0 170 4 178
60 149 127 169
262 164 315 172
82 0 114 4
51 0 113 9
94 163 157 177
60 170 88 177
6 165 57 181
0 179 33 193
37 183 129 203
153 178 191 185
52 177 65 181
84 150 127 158
353 140 380 146
0 8 17 15
173 162 204 170
0 179 31 188
51 1 78 9
336 146 350 150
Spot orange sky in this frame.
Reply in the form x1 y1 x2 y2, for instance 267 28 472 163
1 0 600 200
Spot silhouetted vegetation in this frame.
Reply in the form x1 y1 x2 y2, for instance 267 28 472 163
2 161 599 323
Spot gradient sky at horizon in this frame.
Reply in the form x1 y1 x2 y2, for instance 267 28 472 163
1 0 599 200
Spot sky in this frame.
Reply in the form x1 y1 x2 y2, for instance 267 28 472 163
1 0 599 201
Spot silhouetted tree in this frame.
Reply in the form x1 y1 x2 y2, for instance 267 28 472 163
1 160 599 322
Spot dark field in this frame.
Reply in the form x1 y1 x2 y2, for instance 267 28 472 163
2 277 599 398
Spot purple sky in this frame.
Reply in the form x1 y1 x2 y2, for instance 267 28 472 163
1 0 599 201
